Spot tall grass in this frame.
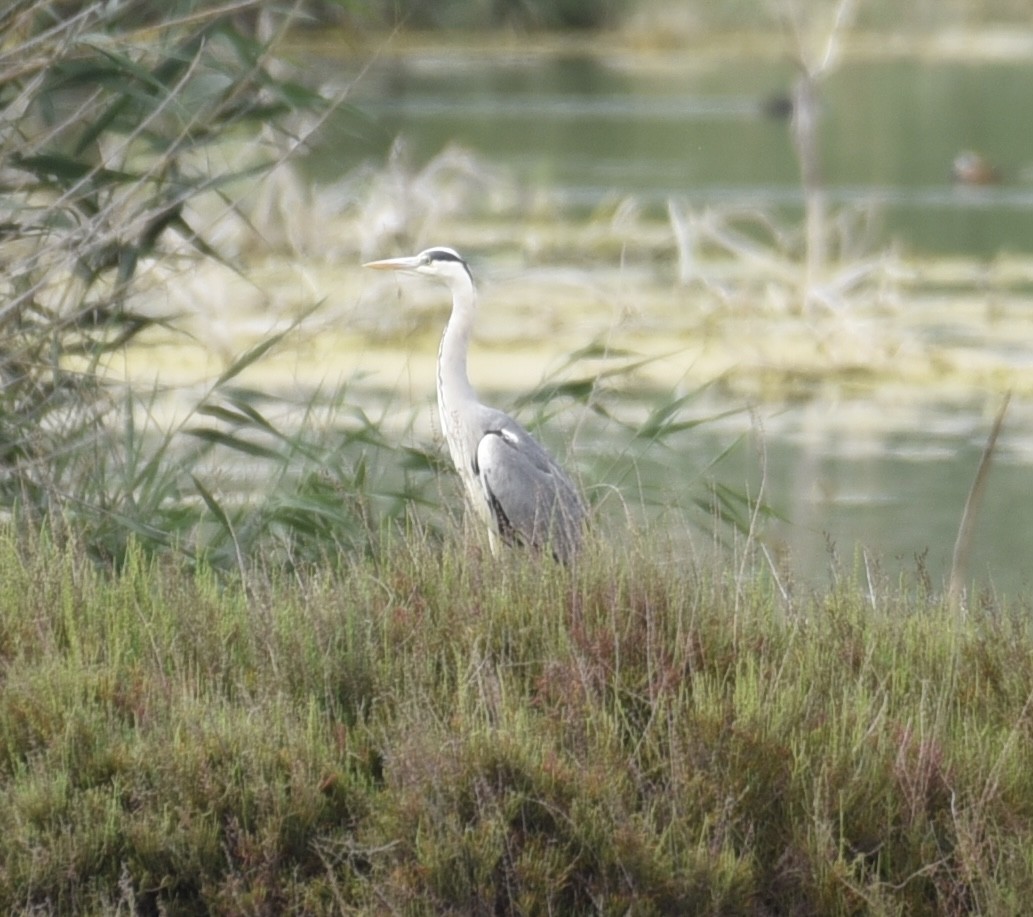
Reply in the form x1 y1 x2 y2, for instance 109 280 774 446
2 526 1033 913
0 0 444 570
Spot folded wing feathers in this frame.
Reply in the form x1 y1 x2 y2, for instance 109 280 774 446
474 420 584 562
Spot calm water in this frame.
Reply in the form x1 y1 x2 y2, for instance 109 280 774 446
308 43 1033 596
321 49 1033 257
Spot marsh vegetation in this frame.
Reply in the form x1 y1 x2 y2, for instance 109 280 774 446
6 527 1033 914
2 0 1033 912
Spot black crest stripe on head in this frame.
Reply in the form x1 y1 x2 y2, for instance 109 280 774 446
427 248 464 263
426 247 472 281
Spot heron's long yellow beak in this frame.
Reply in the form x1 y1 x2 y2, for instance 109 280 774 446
363 255 421 271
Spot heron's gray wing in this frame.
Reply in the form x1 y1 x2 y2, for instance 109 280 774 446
474 419 585 562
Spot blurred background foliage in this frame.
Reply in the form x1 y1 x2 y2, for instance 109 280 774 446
26 0 1019 33
303 0 1029 32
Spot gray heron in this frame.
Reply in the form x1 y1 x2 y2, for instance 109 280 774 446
364 247 586 562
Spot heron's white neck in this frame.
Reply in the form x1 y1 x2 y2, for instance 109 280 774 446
436 269 482 479
437 270 479 412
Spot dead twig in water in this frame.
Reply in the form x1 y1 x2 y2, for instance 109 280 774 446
776 0 863 308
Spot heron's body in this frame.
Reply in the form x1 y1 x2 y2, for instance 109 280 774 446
365 247 585 561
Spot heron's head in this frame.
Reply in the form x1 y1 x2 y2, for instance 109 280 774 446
364 247 473 287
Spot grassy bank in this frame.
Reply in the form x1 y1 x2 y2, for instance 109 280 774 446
4 6 1033 911
3 526 1033 914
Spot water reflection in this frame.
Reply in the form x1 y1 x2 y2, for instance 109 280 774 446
578 394 1032 598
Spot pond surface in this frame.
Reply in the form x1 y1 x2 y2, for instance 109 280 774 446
322 43 1033 258
291 37 1033 598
